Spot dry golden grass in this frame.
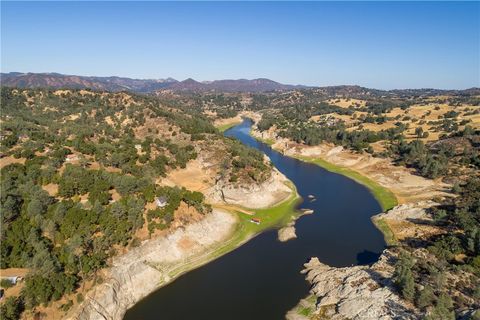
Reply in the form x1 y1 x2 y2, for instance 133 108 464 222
384 219 444 241
0 156 25 168
0 268 29 301
311 102 479 143
53 89 72 96
0 268 29 278
353 122 397 132
327 98 366 108
42 183 59 196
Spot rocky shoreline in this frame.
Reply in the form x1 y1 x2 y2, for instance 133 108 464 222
287 250 417 320
286 202 440 320
66 209 237 320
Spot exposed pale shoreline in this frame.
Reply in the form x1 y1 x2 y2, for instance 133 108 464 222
66 166 300 320
247 119 449 246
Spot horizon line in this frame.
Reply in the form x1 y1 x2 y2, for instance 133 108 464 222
1 70 479 91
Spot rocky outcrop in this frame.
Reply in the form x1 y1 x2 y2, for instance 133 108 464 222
209 167 292 209
66 210 237 320
375 201 437 222
290 252 417 320
373 201 443 243
278 223 297 242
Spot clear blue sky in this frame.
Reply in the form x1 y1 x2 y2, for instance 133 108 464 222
1 1 479 89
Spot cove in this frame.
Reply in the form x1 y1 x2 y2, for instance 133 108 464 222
124 119 385 320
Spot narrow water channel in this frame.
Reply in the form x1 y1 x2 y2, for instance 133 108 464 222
124 119 385 320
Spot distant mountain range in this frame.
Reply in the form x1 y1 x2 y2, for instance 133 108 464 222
164 78 305 92
1 72 478 95
0 72 177 93
0 72 304 93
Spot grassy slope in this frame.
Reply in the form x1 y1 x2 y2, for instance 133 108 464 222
297 156 398 246
295 155 398 212
371 216 398 246
290 294 317 317
294 155 398 246
216 121 242 133
255 136 275 146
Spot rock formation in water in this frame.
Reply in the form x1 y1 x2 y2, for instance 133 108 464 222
278 223 297 242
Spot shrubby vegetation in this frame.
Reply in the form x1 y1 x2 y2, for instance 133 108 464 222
226 139 271 183
392 178 480 317
0 297 24 320
0 88 249 317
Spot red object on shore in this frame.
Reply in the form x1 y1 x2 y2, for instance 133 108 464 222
250 218 261 224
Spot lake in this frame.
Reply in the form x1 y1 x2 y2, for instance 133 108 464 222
124 119 385 320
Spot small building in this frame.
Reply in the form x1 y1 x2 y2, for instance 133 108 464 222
155 196 168 208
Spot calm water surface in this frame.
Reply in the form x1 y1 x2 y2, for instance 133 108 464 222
124 119 385 320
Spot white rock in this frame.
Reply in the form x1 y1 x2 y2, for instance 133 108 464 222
278 225 297 242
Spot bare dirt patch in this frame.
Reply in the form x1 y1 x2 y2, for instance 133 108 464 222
109 189 121 202
42 183 59 196
178 236 196 251
160 159 214 193
0 268 29 278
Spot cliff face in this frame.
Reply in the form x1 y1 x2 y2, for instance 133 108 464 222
66 210 237 320
208 167 292 209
